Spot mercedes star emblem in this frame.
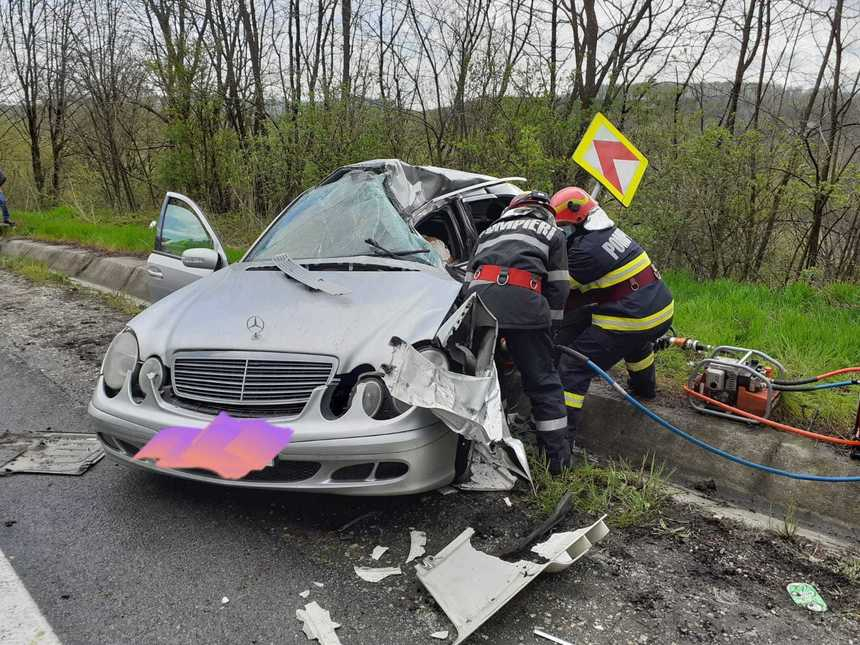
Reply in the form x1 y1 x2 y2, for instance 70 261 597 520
246 315 265 338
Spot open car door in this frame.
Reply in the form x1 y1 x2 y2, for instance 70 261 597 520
146 192 229 302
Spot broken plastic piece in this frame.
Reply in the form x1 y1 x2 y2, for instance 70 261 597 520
312 582 325 588
220 596 229 605
296 601 342 645
354 566 402 582
438 486 459 496
371 546 388 561
415 516 609 645
787 582 828 612
533 629 574 645
503 497 512 508
0 432 103 475
430 631 449 640
299 590 310 599
406 530 427 563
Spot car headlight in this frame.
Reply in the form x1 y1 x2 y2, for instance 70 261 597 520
103 330 139 390
361 377 385 417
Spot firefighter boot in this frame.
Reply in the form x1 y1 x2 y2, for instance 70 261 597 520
539 429 572 475
628 363 657 400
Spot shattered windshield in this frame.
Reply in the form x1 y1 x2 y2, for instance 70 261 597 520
247 171 441 267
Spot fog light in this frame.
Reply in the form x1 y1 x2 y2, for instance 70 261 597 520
138 357 164 393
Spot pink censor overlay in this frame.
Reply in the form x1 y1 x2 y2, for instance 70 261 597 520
133 412 294 479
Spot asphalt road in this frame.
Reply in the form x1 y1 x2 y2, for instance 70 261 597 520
1 269 858 645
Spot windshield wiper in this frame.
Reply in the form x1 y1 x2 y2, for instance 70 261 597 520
364 238 431 258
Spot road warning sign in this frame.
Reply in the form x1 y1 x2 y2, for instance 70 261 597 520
572 112 648 207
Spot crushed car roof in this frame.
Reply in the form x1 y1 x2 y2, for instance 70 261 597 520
322 159 523 215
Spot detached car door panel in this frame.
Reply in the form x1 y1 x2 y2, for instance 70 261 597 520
147 193 229 301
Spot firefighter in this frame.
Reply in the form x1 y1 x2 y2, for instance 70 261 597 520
466 191 572 474
550 186 673 441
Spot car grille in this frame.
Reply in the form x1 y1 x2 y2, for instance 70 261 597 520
171 351 336 412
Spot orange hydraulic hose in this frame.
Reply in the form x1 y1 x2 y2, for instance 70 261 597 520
683 385 860 447
815 367 860 380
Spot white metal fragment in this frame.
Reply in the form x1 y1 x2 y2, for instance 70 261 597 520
296 601 342 645
533 628 574 645
415 516 609 645
438 486 459 496
405 530 427 563
220 596 229 605
353 566 402 582
430 631 449 640
299 590 310 599
312 582 325 588
503 497 512 508
371 545 388 561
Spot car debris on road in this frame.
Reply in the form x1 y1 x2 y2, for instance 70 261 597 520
353 565 402 582
0 432 103 476
371 545 388 561
296 601 342 645
415 516 609 645
405 530 427 563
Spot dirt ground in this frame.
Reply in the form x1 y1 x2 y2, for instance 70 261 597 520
0 268 858 644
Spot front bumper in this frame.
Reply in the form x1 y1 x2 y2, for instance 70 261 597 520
88 375 457 495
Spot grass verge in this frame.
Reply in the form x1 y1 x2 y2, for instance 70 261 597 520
0 255 145 317
530 451 671 529
10 205 249 261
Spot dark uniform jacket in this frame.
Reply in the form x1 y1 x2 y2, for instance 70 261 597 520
467 207 570 330
567 226 673 333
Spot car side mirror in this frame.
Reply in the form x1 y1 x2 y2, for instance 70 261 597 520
181 248 218 270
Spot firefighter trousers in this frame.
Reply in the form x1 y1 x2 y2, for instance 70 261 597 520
503 328 568 433
557 319 672 431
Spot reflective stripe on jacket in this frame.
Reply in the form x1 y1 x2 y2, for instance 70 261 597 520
567 226 673 333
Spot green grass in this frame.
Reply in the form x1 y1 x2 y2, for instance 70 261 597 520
11 205 249 261
0 255 145 317
658 270 860 433
531 452 671 528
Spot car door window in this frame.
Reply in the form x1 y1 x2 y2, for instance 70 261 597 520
415 206 466 263
159 198 214 257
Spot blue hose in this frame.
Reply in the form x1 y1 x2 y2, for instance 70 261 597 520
580 357 860 483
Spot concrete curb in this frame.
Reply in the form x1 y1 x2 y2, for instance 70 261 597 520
0 238 856 540
0 238 150 303
578 381 859 542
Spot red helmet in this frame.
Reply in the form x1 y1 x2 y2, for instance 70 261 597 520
550 186 597 225
507 190 552 213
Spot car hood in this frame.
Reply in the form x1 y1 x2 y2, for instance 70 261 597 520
130 262 462 371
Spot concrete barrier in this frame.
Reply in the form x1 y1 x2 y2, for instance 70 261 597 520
0 238 148 300
578 381 859 541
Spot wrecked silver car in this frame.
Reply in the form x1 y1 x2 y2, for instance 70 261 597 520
89 160 530 494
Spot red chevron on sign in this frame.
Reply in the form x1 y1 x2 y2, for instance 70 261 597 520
572 112 649 207
593 140 639 193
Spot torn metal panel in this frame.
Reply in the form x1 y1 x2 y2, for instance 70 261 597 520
296 601 342 645
371 545 388 561
353 566 401 582
0 433 103 476
415 516 609 645
272 253 350 296
383 340 503 445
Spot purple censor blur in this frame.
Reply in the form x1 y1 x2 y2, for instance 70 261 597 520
133 412 294 479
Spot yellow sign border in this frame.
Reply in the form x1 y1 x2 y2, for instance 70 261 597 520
572 112 648 207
